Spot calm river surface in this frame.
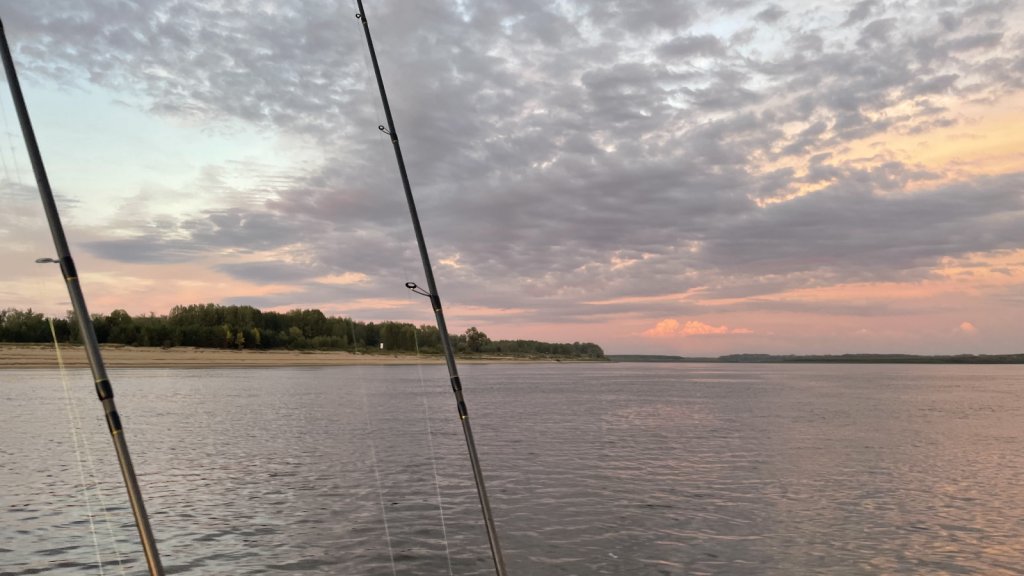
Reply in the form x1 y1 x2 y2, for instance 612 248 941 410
2 363 1023 575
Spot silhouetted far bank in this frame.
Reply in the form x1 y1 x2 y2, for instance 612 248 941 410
0 305 605 361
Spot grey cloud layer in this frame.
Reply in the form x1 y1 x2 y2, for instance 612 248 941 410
10 0 1024 323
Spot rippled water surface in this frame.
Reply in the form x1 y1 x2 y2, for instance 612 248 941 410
2 363 1024 575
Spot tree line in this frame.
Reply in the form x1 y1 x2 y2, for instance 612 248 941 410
0 305 605 359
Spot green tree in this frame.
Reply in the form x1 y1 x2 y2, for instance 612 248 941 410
465 326 490 353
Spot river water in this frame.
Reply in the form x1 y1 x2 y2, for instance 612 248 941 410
2 363 1023 575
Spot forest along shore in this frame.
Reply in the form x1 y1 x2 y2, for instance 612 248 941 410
0 344 580 369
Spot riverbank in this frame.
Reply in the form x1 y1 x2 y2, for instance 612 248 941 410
0 344 567 368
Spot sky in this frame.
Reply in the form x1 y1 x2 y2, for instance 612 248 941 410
0 0 1022 356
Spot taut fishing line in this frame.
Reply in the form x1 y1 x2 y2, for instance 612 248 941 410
412 328 456 576
49 319 129 576
50 323 107 575
3 64 130 572
0 83 26 211
2 75 121 572
0 83 23 183
358 374 399 576
350 37 457 576
347 2 398 571
0 109 11 181
0 18 165 573
352 2 507 573
351 0 388 144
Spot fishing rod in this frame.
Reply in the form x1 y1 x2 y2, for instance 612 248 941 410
354 3 509 574
0 19 165 576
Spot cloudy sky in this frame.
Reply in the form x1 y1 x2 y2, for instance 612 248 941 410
1 0 1022 355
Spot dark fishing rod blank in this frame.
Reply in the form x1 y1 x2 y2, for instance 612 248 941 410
0 18 165 576
354 3 509 575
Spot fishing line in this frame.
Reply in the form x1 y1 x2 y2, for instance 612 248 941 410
351 0 388 136
49 318 129 575
359 377 398 576
388 131 455 572
350 6 452 566
412 328 455 576
1 22 165 573
347 312 397 571
49 319 108 575
8 62 129 576
0 106 11 182
0 86 24 183
354 4 508 573
350 0 401 237
0 84 24 196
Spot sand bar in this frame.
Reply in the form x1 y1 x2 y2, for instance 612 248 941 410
0 344 459 368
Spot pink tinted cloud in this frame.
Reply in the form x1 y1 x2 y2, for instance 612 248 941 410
642 319 753 338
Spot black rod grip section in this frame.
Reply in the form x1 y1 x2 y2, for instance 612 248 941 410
95 379 114 401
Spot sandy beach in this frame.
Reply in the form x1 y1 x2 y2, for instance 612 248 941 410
0 344 460 369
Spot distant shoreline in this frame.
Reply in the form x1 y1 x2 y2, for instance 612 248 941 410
608 353 1024 364
6 346 1020 369
0 344 580 369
